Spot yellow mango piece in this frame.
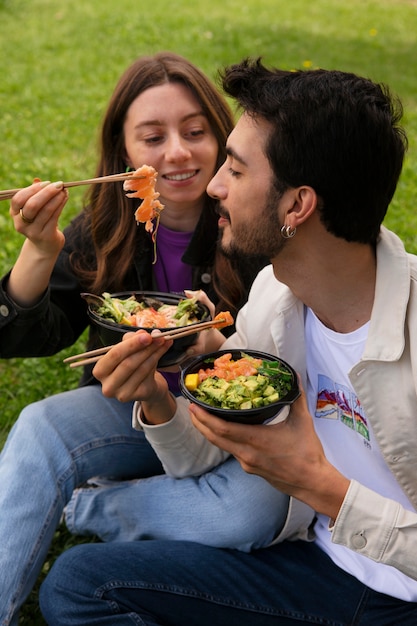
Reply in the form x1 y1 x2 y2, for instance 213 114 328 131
185 373 199 391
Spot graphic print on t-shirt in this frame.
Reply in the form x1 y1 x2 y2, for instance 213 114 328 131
315 374 370 441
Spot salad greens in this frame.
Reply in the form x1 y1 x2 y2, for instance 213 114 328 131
187 354 293 410
173 297 201 327
95 293 201 327
96 293 140 324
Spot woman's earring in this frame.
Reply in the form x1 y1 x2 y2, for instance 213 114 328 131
280 224 297 239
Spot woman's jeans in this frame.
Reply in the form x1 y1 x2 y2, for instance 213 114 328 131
0 386 289 626
39 539 417 626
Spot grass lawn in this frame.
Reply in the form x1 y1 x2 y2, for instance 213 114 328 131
0 0 416 622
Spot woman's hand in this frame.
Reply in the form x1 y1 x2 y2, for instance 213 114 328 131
183 289 226 356
93 330 177 424
10 180 68 255
7 181 69 307
183 289 215 318
189 382 350 520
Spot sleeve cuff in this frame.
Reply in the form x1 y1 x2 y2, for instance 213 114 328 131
331 480 400 560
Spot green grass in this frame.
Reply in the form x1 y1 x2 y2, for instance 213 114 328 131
0 0 416 622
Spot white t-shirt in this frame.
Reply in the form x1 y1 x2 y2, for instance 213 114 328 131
305 307 417 601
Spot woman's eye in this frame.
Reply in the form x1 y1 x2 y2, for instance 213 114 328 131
187 129 205 138
144 136 163 144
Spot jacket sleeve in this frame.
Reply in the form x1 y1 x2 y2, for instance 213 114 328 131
331 480 417 580
0 218 89 358
133 397 230 477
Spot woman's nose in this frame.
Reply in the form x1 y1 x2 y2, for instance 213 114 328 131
165 136 192 161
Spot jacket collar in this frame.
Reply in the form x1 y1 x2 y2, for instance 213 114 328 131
363 226 410 363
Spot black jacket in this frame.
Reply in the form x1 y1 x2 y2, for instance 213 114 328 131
0 207 267 384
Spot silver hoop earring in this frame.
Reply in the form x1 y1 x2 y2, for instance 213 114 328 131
280 224 296 239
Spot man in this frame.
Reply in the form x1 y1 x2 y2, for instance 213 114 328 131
40 59 417 625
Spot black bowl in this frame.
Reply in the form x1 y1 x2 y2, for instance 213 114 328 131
180 349 300 424
87 291 211 368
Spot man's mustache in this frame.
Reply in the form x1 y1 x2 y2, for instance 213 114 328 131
216 204 230 220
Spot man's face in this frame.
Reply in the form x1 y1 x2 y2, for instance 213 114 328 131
207 113 287 260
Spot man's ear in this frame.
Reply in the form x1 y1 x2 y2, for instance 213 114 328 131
286 186 318 227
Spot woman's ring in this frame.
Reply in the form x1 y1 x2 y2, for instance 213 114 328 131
19 208 35 224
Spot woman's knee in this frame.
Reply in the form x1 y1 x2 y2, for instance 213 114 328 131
199 460 290 550
5 399 56 449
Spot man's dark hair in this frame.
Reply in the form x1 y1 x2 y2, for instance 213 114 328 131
221 58 408 244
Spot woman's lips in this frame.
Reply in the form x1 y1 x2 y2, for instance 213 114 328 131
163 170 198 182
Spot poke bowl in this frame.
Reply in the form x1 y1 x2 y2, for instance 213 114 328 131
86 291 211 367
180 349 300 424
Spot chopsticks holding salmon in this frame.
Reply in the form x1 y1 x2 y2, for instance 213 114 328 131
123 164 165 263
123 165 164 232
63 312 234 369
151 311 233 339
0 171 146 201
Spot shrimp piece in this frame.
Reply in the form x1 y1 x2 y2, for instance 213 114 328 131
134 195 164 234
212 311 234 330
123 164 165 234
134 308 170 328
198 353 261 382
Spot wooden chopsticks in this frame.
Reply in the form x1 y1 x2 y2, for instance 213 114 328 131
0 172 145 201
63 317 225 368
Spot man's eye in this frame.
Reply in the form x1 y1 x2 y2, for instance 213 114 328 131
228 167 241 177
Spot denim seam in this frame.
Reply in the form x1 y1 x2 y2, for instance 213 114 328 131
350 587 371 625
71 435 146 462
96 581 344 624
6 491 64 625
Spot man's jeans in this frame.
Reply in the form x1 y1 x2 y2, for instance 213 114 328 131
40 538 417 625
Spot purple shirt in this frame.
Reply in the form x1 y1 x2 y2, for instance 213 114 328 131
153 223 193 293
153 224 194 394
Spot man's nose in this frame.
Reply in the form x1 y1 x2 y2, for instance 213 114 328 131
207 168 226 199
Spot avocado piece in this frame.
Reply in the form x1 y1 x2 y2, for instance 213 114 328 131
204 387 227 402
200 378 229 393
243 377 260 392
232 383 250 397
263 392 279 404
224 392 246 409
252 396 264 408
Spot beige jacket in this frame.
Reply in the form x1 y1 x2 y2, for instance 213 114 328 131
138 226 417 578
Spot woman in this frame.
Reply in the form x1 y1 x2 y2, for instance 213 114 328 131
0 51 252 381
0 52 280 625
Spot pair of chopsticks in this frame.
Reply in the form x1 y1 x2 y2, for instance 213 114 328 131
63 317 224 368
0 171 144 201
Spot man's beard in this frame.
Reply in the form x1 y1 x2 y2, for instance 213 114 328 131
218 186 286 260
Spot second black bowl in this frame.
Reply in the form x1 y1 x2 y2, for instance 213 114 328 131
87 291 210 367
180 349 300 424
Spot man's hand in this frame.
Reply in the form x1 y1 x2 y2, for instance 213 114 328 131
189 385 349 520
93 330 177 423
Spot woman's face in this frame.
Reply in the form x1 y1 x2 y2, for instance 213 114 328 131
123 82 219 210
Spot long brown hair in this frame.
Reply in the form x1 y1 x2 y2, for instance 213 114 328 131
72 52 234 295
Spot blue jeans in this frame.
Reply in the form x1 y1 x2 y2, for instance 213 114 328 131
39 539 417 625
65 457 288 550
0 386 288 625
0 386 159 626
